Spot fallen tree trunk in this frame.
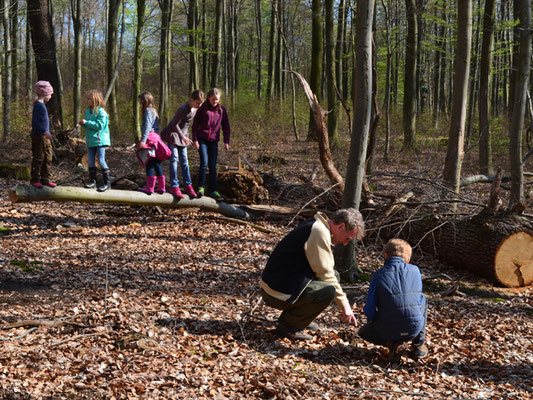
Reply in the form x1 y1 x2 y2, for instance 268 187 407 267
378 208 533 287
8 185 253 220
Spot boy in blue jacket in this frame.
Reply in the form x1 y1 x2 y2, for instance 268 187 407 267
359 239 428 359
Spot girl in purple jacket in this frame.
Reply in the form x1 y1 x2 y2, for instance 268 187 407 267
192 88 231 201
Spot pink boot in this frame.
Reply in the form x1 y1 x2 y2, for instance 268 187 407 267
138 176 156 195
155 175 166 194
184 184 197 198
169 186 184 199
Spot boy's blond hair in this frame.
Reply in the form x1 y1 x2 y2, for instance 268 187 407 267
384 239 412 262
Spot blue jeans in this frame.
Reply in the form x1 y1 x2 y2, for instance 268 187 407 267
88 146 108 169
198 139 218 192
146 158 163 177
169 145 192 187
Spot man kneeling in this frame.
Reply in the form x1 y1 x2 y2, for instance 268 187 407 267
259 208 365 341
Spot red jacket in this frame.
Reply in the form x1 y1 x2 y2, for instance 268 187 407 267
136 131 171 167
191 101 231 144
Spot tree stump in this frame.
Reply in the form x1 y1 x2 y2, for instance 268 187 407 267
217 169 269 204
494 231 533 287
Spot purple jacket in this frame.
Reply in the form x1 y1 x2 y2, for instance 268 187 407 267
191 101 230 144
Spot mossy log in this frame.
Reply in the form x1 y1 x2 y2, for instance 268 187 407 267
8 184 253 220
382 209 533 287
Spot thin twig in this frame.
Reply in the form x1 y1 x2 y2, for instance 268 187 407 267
287 182 341 227
50 332 107 347
0 327 37 341
412 221 449 251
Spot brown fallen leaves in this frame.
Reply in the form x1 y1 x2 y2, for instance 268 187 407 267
0 176 532 399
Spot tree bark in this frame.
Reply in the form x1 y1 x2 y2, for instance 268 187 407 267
325 0 339 149
70 0 82 127
478 0 496 175
509 0 531 207
27 0 63 130
211 0 223 88
132 0 146 142
8 185 253 220
2 0 12 139
159 0 172 124
9 0 18 103
188 0 199 92
403 0 417 149
254 0 262 99
443 0 472 191
306 0 322 140
106 0 120 132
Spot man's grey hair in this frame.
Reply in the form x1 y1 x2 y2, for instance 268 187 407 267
331 208 365 240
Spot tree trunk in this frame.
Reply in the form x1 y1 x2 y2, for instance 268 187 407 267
10 0 18 103
159 0 172 125
211 0 223 88
106 0 120 132
307 0 322 140
2 0 12 139
266 1 277 103
8 185 253 220
71 0 82 127
188 0 199 92
335 0 346 98
508 0 531 207
443 0 472 191
381 0 391 160
132 0 146 142
254 0 262 99
403 0 417 149
25 16 32 105
325 0 339 149
337 0 375 281
27 0 63 130
478 0 496 175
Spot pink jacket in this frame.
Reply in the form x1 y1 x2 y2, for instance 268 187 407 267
136 131 171 167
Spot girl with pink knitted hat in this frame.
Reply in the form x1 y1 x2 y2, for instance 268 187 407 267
30 80 56 188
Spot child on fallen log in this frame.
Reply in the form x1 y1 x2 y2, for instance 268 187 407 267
160 89 205 199
136 91 171 195
30 81 56 188
358 239 429 360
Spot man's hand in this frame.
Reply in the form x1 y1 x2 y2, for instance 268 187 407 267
340 304 357 326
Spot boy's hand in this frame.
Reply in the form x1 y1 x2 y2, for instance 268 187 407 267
341 304 358 326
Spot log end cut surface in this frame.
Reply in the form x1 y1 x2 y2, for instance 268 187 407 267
494 231 533 287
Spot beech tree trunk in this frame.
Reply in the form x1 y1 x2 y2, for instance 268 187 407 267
403 0 417 149
8 185 253 220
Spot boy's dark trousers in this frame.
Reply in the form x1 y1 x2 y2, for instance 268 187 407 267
261 280 336 331
30 134 53 184
359 295 428 347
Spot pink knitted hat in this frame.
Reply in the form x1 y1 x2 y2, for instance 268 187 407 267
34 81 54 97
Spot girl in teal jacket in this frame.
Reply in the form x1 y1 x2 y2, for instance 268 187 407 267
79 90 111 192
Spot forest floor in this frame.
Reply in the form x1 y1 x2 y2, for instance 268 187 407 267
0 125 532 399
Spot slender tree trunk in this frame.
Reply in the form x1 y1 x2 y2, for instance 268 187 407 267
509 0 531 206
201 0 207 89
254 0 262 99
2 0 12 139
27 0 63 130
508 0 519 124
478 0 496 175
443 0 472 191
25 16 32 105
71 0 82 127
403 0 417 149
106 0 120 132
159 0 172 124
465 8 480 144
438 0 447 115
188 0 199 92
325 0 339 149
132 0 146 142
211 0 223 88
307 0 322 140
10 0 18 102
338 0 375 281
381 0 391 160
335 0 346 97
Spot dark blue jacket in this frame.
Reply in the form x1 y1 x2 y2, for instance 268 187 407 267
31 101 49 136
363 256 425 342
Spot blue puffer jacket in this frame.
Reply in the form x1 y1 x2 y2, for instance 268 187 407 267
363 256 425 342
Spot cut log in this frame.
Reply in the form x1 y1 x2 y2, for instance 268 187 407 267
377 208 533 287
8 184 253 220
494 231 533 287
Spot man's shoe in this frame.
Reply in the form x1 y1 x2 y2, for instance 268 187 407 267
409 343 428 360
209 191 224 201
197 186 205 198
184 184 197 198
275 324 312 341
306 322 324 332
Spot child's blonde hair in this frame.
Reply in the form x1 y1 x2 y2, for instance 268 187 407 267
190 89 205 101
207 88 222 99
87 90 105 110
384 239 412 262
138 91 159 117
